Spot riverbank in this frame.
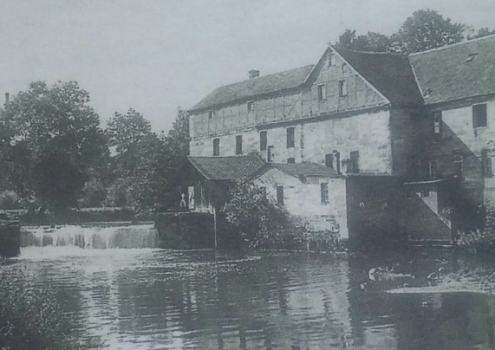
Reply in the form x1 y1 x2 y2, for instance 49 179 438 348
388 265 495 296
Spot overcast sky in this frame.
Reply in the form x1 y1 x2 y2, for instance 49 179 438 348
0 0 493 132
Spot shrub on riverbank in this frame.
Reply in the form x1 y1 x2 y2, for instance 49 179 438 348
456 207 495 255
222 181 291 249
221 181 343 252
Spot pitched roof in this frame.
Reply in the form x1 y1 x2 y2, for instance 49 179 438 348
409 34 495 105
271 163 339 178
332 46 423 106
187 154 265 180
189 65 314 112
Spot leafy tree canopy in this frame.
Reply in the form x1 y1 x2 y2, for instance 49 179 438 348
397 9 465 53
222 180 288 249
106 108 152 156
103 107 190 212
1 81 107 212
336 9 491 53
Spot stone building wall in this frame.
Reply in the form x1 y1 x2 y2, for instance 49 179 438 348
252 168 348 239
189 47 391 161
418 98 495 206
190 109 394 175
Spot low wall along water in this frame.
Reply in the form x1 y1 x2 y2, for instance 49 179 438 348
21 224 159 249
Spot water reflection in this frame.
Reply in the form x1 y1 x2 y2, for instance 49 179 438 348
5 237 495 349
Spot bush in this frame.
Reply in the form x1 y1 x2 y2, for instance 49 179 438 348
79 178 107 208
222 180 290 249
103 179 136 208
456 206 495 255
0 191 23 210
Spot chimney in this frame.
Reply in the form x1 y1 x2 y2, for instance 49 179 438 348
4 92 9 105
249 70 260 79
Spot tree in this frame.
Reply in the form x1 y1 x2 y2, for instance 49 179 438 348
222 180 289 249
106 108 151 156
164 107 189 160
337 29 392 52
106 109 153 189
336 9 469 54
103 107 189 212
1 81 107 213
396 9 465 53
467 27 495 40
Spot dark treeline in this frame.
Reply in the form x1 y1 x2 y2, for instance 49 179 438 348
0 81 189 216
336 9 495 53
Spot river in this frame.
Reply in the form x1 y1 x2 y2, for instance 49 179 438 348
3 225 495 349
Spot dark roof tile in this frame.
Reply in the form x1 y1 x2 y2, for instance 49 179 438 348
409 34 495 105
187 154 265 180
332 46 423 106
190 65 314 112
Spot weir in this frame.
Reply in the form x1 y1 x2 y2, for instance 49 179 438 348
21 224 159 249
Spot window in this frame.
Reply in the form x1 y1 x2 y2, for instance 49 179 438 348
433 111 442 135
260 131 267 151
287 158 295 164
334 151 341 174
247 101 255 113
236 135 243 155
317 84 326 101
267 146 274 163
321 183 329 204
421 188 430 198
328 53 334 67
350 151 360 174
286 127 295 148
482 149 492 177
342 63 347 74
428 161 437 179
454 154 463 176
339 80 347 97
473 104 487 128
325 153 334 169
208 110 214 119
276 186 284 205
213 138 220 156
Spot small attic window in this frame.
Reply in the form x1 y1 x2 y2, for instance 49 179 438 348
208 110 214 119
465 53 479 63
328 52 335 67
423 88 433 98
342 63 347 74
247 101 255 112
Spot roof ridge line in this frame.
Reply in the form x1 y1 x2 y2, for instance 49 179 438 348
330 45 406 56
409 34 495 56
213 64 314 89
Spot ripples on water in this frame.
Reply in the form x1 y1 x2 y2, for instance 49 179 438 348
4 225 495 349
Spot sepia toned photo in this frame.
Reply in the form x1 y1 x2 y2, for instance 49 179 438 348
1 1 495 349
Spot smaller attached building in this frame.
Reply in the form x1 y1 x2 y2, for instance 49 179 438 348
186 155 349 240
186 154 265 213
252 163 348 238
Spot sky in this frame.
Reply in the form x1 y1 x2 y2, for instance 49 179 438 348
0 0 493 133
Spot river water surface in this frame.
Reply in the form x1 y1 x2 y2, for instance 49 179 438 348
5 225 495 349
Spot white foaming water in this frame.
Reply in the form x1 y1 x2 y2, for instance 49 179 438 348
22 224 159 249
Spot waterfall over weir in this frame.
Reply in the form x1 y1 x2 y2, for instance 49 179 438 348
21 224 159 249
